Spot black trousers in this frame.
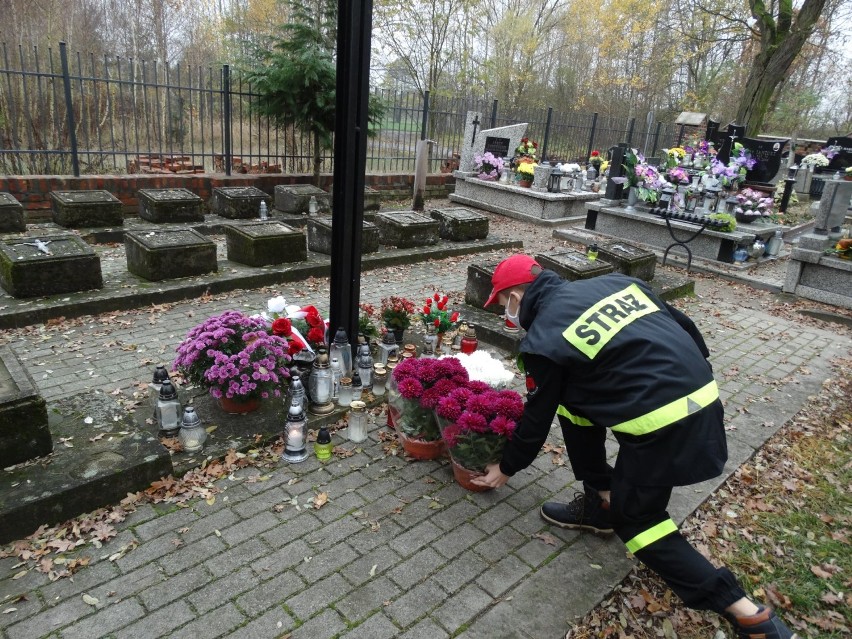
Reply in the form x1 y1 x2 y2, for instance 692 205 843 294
558 417 746 614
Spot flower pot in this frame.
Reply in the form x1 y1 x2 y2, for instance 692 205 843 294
398 431 446 460
219 395 261 414
518 179 533 188
450 458 490 492
397 397 439 440
625 186 639 211
390 328 405 344
735 211 760 224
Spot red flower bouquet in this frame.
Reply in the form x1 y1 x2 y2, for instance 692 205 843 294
381 296 416 331
391 357 469 441
436 383 524 471
421 292 460 333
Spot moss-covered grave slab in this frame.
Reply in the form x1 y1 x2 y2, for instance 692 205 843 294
375 211 439 248
536 249 615 280
125 228 217 281
0 192 25 233
210 186 271 219
224 221 306 267
0 345 51 468
274 184 331 215
138 188 205 223
50 190 123 228
307 217 379 255
429 207 489 241
0 234 103 297
596 241 657 281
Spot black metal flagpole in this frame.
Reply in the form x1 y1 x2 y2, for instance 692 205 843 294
329 0 373 345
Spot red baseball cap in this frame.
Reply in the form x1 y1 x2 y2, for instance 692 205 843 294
484 254 542 307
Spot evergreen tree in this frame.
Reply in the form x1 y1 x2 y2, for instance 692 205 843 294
244 0 383 185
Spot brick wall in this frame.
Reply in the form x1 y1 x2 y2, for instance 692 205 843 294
0 173 456 223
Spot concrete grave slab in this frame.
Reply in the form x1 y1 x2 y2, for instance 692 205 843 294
210 186 271 219
0 192 25 233
138 188 205 223
363 187 382 211
223 221 306 267
465 260 504 315
307 217 379 255
274 184 331 215
598 241 656 281
50 190 123 228
0 234 103 297
0 345 51 468
536 249 615 280
374 211 439 248
125 228 217 281
429 207 489 241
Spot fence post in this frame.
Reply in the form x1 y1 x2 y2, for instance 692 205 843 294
651 121 662 156
626 117 636 146
59 42 80 177
420 90 429 141
585 112 598 162
541 107 553 161
223 64 232 176
490 99 498 128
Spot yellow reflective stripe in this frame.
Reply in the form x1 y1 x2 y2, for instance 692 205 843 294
562 284 658 359
611 380 719 436
556 405 594 426
625 519 678 553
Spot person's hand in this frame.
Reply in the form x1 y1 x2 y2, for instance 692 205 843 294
470 463 510 489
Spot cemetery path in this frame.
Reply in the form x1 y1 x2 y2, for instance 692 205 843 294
1 205 851 639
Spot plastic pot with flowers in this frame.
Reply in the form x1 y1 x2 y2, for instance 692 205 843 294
733 188 774 224
421 292 460 344
390 357 469 459
380 296 416 344
435 382 524 491
174 310 292 414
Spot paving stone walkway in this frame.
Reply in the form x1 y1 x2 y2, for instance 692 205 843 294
1 209 850 639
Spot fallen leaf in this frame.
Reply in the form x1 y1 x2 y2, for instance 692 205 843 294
811 564 833 579
821 592 843 605
11 571 27 580
369 564 377 577
313 493 328 509
2 608 17 614
82 593 99 606
589 563 602 570
206 496 216 506
532 532 558 546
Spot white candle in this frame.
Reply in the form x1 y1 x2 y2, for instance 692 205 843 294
287 428 304 450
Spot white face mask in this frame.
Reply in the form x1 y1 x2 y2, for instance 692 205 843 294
505 292 521 326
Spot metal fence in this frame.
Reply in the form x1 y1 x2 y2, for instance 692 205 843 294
0 42 682 177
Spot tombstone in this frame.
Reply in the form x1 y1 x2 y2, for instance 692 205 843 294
50 190 123 228
457 111 527 174
824 136 852 173
710 122 746 165
429 207 489 241
597 241 656 281
0 345 51 467
465 260 504 315
535 250 615 281
0 192 25 233
740 137 788 185
274 184 331 215
125 229 217 281
307 217 379 255
603 144 628 202
0 234 103 297
209 186 271 219
223 222 306 267
138 188 205 223
374 211 440 248
363 186 382 211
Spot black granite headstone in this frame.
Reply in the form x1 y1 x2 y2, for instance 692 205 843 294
824 136 852 173
711 122 746 165
741 137 788 185
483 136 511 158
604 144 628 200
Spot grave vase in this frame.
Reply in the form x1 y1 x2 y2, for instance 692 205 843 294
625 186 639 211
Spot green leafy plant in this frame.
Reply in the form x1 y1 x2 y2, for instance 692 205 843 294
707 212 737 232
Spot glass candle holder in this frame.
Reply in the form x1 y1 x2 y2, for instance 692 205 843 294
372 367 387 396
156 380 182 437
330 327 352 377
347 401 368 443
338 377 353 407
283 404 308 463
378 331 399 366
352 372 363 401
314 426 332 461
178 407 206 453
460 327 478 354
308 350 335 415
148 365 170 415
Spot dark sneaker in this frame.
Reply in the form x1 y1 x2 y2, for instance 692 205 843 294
540 486 614 535
728 607 799 639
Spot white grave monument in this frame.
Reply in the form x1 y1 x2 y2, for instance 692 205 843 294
456 111 528 176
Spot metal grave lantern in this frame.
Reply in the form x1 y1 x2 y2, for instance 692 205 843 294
548 166 563 193
308 350 335 415
283 400 309 463
329 327 353 378
156 380 182 437
178 407 206 453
